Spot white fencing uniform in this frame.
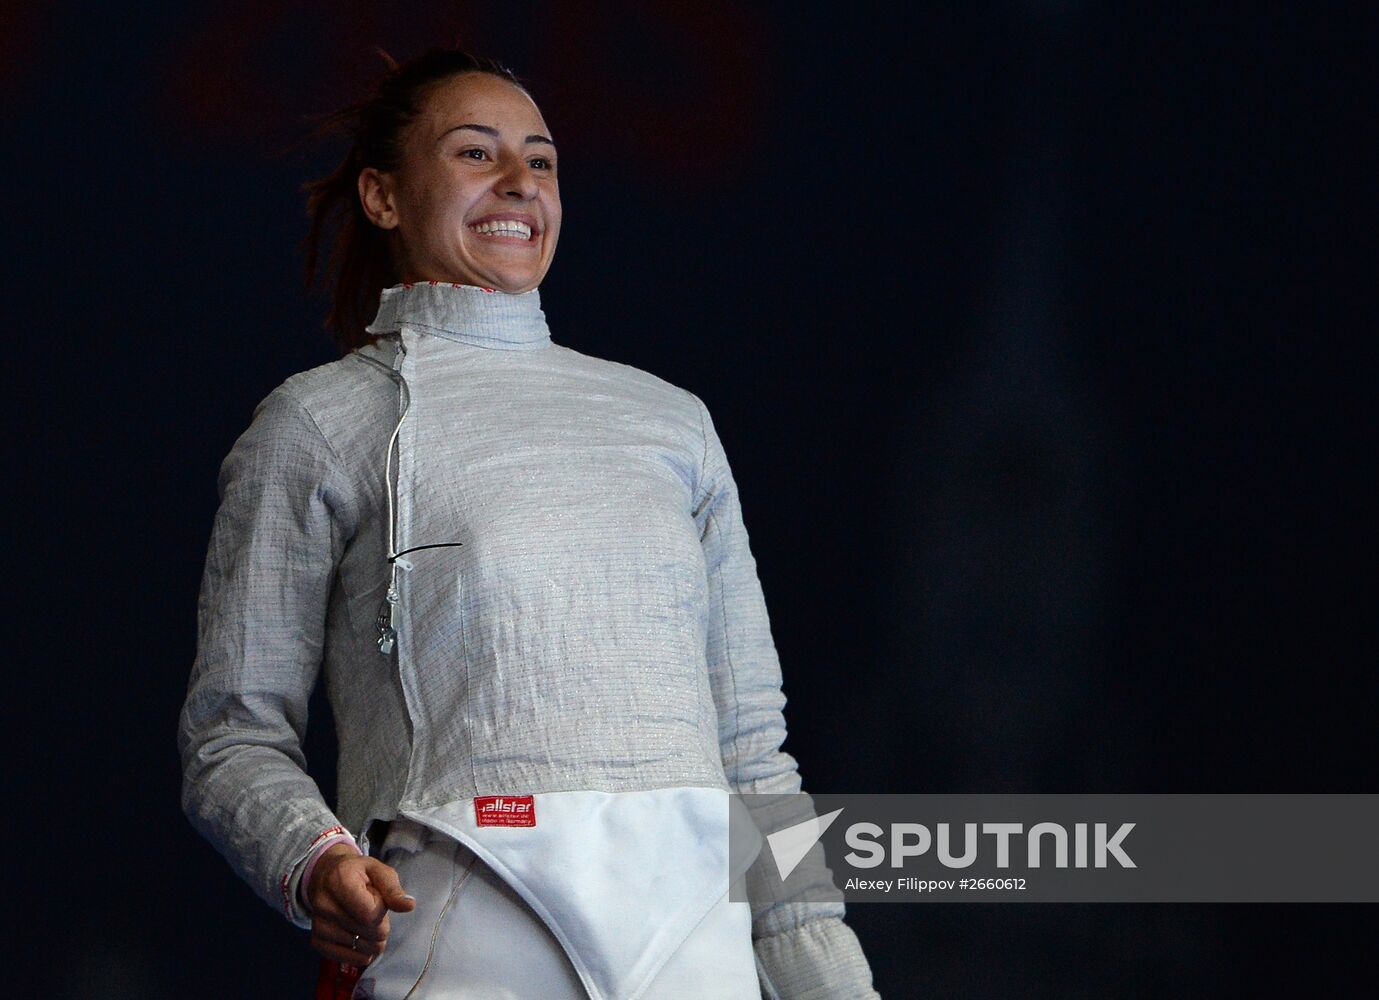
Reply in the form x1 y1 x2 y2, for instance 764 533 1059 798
180 281 881 997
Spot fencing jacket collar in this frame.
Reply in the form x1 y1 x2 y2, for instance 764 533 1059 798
364 279 552 351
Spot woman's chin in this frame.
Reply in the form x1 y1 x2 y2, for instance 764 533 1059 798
482 270 544 294
415 273 534 293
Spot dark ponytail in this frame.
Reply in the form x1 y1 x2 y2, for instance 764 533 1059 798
295 46 530 355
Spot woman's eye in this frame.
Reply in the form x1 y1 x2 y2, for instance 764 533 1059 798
458 149 553 170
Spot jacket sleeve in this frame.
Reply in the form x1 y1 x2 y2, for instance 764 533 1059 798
177 383 360 930
690 393 881 999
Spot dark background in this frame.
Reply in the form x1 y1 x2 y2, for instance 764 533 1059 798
9 1 1375 996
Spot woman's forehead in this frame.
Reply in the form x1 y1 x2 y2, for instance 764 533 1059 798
421 74 548 138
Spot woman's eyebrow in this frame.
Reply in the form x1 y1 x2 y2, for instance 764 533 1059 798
437 123 556 148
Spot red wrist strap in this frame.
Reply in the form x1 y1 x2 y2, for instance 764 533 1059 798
314 959 363 1000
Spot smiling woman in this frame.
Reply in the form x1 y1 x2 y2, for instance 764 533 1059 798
292 49 560 353
178 45 881 1000
355 73 562 296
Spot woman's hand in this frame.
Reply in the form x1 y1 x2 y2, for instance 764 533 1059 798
306 843 417 967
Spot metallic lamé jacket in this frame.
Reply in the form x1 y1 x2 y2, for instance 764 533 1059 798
177 282 880 998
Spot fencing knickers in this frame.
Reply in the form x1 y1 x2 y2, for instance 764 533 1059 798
352 819 760 1000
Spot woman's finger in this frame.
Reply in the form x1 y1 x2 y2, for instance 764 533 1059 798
312 921 385 958
309 934 377 969
310 899 389 944
328 866 392 928
313 884 391 940
365 858 417 913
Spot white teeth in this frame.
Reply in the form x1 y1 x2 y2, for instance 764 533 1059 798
468 220 533 239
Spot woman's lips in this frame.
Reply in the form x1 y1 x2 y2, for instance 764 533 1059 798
466 214 540 245
468 229 538 246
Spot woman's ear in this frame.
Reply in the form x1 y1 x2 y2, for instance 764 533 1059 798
359 167 400 230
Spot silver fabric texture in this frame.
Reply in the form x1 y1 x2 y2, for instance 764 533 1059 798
178 281 879 996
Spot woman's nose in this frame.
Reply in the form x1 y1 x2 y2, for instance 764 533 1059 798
498 159 539 199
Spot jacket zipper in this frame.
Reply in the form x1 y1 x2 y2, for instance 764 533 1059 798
370 332 466 656
376 335 410 655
